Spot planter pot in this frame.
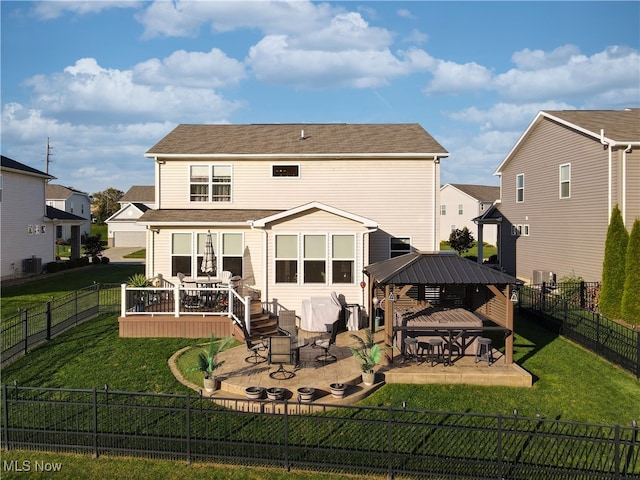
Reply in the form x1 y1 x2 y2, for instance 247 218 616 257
361 371 375 386
245 386 264 400
297 387 315 403
329 383 346 399
203 376 218 393
266 387 284 401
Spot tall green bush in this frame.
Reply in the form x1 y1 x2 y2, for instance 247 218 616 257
621 218 640 324
599 205 628 319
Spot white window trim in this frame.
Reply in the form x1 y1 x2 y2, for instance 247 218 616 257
516 173 525 203
559 163 571 199
458 204 463 215
188 164 233 203
331 233 356 285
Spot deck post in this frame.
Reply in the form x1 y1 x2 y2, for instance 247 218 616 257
174 284 181 317
244 296 252 335
120 283 127 317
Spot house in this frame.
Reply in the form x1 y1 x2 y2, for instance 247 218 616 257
487 109 640 284
0 156 84 281
106 185 155 247
139 123 449 318
439 183 499 249
45 184 92 241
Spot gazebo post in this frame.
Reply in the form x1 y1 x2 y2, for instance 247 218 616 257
384 284 394 364
505 284 514 365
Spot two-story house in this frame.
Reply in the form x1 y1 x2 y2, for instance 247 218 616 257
45 184 92 241
139 123 449 316
106 185 155 247
489 109 640 284
1 156 84 280
439 183 499 249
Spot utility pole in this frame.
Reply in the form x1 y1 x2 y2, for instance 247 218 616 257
45 137 53 178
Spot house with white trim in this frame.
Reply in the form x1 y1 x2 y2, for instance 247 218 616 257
45 184 92 241
139 123 449 318
106 185 155 247
482 109 640 283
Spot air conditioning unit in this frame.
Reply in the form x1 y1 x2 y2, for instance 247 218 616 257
533 270 555 284
22 256 42 274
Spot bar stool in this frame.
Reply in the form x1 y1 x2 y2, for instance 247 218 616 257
403 337 419 364
475 337 495 366
423 338 444 367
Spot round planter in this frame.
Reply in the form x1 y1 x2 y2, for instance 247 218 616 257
329 383 346 399
266 387 284 401
203 376 218 393
361 371 375 386
297 387 315 403
245 386 264 400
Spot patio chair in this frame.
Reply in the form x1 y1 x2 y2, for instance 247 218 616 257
268 335 296 380
278 310 298 337
180 279 203 309
237 322 267 364
313 320 339 363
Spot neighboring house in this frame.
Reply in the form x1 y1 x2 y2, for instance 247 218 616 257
105 185 155 247
140 123 449 316
486 109 640 284
439 183 499 250
0 156 83 280
45 184 92 241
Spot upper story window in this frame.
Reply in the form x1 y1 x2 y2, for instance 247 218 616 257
516 174 524 203
458 204 463 215
190 165 232 202
390 237 411 258
440 205 446 215
272 165 299 177
559 163 570 199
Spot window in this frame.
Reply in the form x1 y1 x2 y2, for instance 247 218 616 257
523 225 530 236
516 174 524 203
450 225 456 233
172 233 192 276
458 204 463 215
559 164 570 198
304 234 326 283
332 235 355 284
511 225 518 236
189 165 232 202
222 233 243 276
440 205 446 215
276 235 298 283
56 226 63 239
272 165 299 177
390 237 411 258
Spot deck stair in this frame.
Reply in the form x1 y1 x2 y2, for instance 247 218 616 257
233 300 279 341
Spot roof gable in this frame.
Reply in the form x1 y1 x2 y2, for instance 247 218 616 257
146 123 449 158
445 183 500 202
46 184 90 200
252 201 378 228
121 185 155 203
1 155 54 180
45 205 85 223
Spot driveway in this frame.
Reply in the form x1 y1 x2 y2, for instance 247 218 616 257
103 247 145 264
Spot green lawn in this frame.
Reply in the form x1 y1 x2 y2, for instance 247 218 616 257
439 240 497 260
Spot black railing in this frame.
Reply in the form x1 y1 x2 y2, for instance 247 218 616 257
518 283 640 378
1 284 120 366
2 385 638 479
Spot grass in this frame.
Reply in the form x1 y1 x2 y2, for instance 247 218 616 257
2 270 640 478
123 249 146 259
439 240 497 260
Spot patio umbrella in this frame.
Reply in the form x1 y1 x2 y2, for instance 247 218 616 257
201 230 216 278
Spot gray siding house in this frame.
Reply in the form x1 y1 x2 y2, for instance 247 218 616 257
490 109 640 284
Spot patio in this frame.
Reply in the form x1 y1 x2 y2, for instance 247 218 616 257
169 325 532 412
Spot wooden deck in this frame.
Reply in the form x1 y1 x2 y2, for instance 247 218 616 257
118 314 235 338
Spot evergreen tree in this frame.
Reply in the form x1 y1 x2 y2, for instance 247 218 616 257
599 205 628 319
621 218 640 325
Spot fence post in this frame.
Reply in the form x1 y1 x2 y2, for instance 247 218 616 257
541 282 546 313
93 388 99 458
580 281 586 309
185 393 191 465
2 384 9 451
636 332 640 379
75 290 79 326
496 413 503 480
284 399 290 472
388 405 393 480
46 300 52 340
614 424 620 480
22 309 28 355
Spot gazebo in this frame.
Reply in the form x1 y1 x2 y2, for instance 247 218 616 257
363 252 522 365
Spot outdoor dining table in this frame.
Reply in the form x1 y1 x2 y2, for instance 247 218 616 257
197 279 221 306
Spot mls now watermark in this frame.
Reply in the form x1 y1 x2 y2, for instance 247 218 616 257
3 460 63 473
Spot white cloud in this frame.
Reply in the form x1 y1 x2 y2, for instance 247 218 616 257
447 101 574 130
403 29 428 45
133 48 246 88
423 60 493 95
31 1 141 21
397 8 416 20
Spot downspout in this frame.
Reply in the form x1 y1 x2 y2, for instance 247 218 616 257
623 144 632 224
433 157 440 251
248 220 268 311
601 129 612 219
362 226 379 320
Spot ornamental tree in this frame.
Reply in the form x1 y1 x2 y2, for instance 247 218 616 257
599 205 628 319
621 218 640 325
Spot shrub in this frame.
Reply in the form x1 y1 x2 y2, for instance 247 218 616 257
47 262 61 273
621 218 640 324
599 205 628 319
101 257 110 265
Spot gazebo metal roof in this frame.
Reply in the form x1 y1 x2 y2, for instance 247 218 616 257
364 252 521 285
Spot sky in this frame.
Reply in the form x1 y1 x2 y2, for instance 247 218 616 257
1 1 639 197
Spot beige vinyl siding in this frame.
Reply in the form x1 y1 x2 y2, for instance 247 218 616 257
500 118 614 282
157 157 437 259
262 209 367 313
439 185 498 246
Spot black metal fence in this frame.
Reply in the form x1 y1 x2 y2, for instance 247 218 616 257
1 283 121 366
518 282 640 378
2 385 639 479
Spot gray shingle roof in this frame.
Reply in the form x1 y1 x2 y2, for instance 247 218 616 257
544 109 640 142
121 185 155 203
138 209 284 224
146 123 449 156
45 206 85 222
1 155 54 179
449 184 500 202
46 184 90 199
364 252 521 285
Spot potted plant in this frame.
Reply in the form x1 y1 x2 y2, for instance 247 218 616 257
349 328 392 386
126 273 151 311
329 382 347 399
187 333 234 394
